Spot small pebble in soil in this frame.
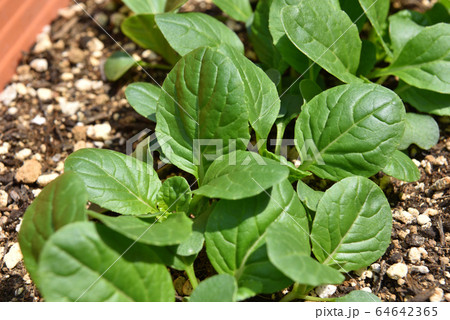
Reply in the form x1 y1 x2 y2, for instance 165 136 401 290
410 266 429 274
424 208 439 216
429 288 444 302
31 115 46 126
173 276 186 296
7 107 18 115
94 12 109 27
61 72 74 81
430 176 450 191
30 58 48 72
34 32 52 53
75 78 93 91
387 263 408 280
408 247 421 264
32 189 42 198
393 210 414 224
15 159 42 184
0 162 6 175
360 287 372 293
15 148 32 161
87 38 104 52
37 173 59 187
0 189 9 207
87 123 112 141
37 88 53 102
445 293 450 302
15 83 27 96
0 84 17 106
370 263 381 273
59 98 81 116
68 47 86 64
0 142 11 155
315 285 337 298
182 279 193 296
417 214 431 225
4 243 23 269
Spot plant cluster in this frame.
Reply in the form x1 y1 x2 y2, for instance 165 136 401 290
19 0 449 301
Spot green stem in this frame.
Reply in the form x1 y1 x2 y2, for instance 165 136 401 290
299 295 335 302
275 122 286 156
280 283 301 302
185 264 198 290
376 75 389 85
368 68 389 79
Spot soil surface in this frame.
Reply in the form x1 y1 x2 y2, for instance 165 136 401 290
0 0 448 302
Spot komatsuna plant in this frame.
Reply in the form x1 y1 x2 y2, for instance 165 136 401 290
19 0 449 302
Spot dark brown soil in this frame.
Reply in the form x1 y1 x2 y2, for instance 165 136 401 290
0 0 448 302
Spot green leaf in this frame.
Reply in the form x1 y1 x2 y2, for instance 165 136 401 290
269 0 311 73
311 177 392 272
377 23 450 94
383 150 420 182
389 11 425 56
218 45 281 140
295 84 406 181
87 211 192 246
125 82 160 122
357 40 377 76
396 81 450 116
281 0 362 83
65 149 161 215
398 113 440 150
104 51 136 81
18 172 87 284
190 274 237 302
155 47 249 178
339 0 366 31
265 206 344 286
358 0 391 56
335 290 381 302
249 0 288 72
206 180 305 295
38 222 174 301
155 12 244 56
121 14 179 64
212 0 252 22
151 246 196 271
296 180 323 211
299 79 322 103
261 150 312 181
165 0 188 12
425 2 450 24
122 0 165 14
194 151 290 200
157 176 191 212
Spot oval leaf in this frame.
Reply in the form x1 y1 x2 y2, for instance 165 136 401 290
121 14 179 64
19 172 87 283
194 151 290 200
383 150 421 182
281 0 362 83
379 23 450 94
398 113 440 150
87 211 192 246
206 180 306 295
296 180 324 211
219 45 281 140
311 177 392 272
266 210 344 286
396 81 450 116
155 12 244 56
155 47 250 177
104 51 136 81
190 274 237 302
157 176 191 212
38 222 174 301
295 84 406 181
65 149 161 215
125 82 160 122
358 0 391 55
